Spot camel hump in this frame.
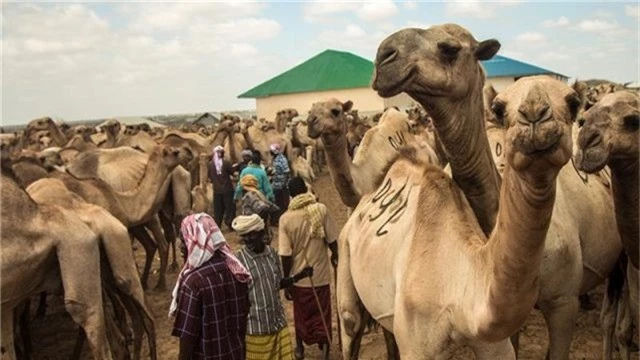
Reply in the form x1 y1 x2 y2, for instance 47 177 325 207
66 147 149 190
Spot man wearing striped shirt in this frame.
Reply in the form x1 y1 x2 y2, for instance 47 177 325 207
232 214 312 360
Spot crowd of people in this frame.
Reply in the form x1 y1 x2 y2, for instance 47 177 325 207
170 143 339 360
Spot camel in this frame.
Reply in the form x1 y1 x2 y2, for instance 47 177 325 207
289 119 325 172
25 117 68 148
337 75 577 358
290 148 316 183
247 114 294 165
575 91 640 359
275 108 298 134
307 100 438 208
1 174 111 360
24 177 157 359
61 144 194 289
483 83 622 359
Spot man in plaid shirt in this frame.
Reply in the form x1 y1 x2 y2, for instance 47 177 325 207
171 213 252 360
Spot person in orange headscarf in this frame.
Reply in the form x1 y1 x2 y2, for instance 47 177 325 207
239 174 280 244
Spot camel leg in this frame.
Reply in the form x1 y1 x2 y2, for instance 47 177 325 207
602 258 626 360
95 218 157 360
336 237 364 359
130 226 156 291
615 276 633 360
382 329 399 360
15 301 32 360
159 211 179 272
471 339 516 360
71 328 86 360
145 215 169 290
538 296 579 360
56 235 112 360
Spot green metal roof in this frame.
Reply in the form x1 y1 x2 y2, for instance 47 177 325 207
238 49 374 98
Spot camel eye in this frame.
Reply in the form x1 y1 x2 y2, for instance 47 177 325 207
331 109 341 117
438 40 461 59
565 93 581 121
491 101 506 126
623 114 639 131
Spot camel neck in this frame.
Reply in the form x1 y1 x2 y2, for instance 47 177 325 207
480 165 558 339
610 159 639 268
414 77 501 236
322 132 360 208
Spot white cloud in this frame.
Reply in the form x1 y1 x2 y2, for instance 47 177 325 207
345 24 367 37
302 2 359 23
358 0 398 22
2 2 282 123
540 51 570 61
542 16 569 28
404 1 418 10
625 5 640 19
445 1 494 19
516 32 547 43
575 19 619 32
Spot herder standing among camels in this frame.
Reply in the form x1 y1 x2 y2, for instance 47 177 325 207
233 213 314 360
278 176 339 360
269 143 291 225
209 145 236 230
170 213 252 360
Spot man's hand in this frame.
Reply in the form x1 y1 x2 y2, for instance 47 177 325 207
284 287 293 301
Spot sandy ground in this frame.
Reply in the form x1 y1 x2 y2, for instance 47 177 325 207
29 171 638 359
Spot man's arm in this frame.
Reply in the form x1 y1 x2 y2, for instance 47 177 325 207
172 285 202 360
328 241 338 268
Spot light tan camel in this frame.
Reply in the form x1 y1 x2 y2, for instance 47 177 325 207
575 91 640 359
24 177 157 359
339 75 575 359
307 102 438 208
483 83 622 359
25 117 68 148
1 174 111 360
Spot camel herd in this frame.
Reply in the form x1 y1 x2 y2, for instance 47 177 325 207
1 23 638 360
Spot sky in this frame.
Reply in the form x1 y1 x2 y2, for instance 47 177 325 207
2 1 639 126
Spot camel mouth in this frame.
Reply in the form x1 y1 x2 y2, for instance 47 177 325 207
373 67 415 98
574 148 608 173
307 125 323 139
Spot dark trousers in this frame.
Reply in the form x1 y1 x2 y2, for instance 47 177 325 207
273 188 290 225
213 191 235 228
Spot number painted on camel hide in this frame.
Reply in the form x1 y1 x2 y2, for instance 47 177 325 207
388 130 407 151
368 177 411 236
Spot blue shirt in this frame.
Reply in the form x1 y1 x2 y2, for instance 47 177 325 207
271 153 290 190
235 164 275 201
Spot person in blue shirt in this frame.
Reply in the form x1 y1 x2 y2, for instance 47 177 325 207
235 152 275 202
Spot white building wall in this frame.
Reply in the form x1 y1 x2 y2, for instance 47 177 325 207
255 87 414 121
486 76 516 92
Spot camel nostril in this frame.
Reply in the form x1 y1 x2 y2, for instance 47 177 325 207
584 130 602 149
377 48 398 66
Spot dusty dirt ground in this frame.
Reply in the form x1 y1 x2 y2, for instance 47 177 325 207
29 171 638 359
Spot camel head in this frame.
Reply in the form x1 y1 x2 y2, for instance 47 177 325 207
306 98 353 140
26 117 56 133
102 119 122 136
372 23 500 104
155 144 195 170
574 91 640 173
275 108 299 130
37 148 65 170
492 76 577 176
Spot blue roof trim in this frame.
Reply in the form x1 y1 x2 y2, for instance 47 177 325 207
481 55 566 78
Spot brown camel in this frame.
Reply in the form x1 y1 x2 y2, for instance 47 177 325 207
575 91 640 359
483 83 622 359
1 174 111 360
25 177 157 359
339 75 576 359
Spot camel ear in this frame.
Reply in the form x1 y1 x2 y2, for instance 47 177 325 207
565 92 582 122
475 39 501 60
483 84 498 111
342 100 354 113
572 80 588 105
